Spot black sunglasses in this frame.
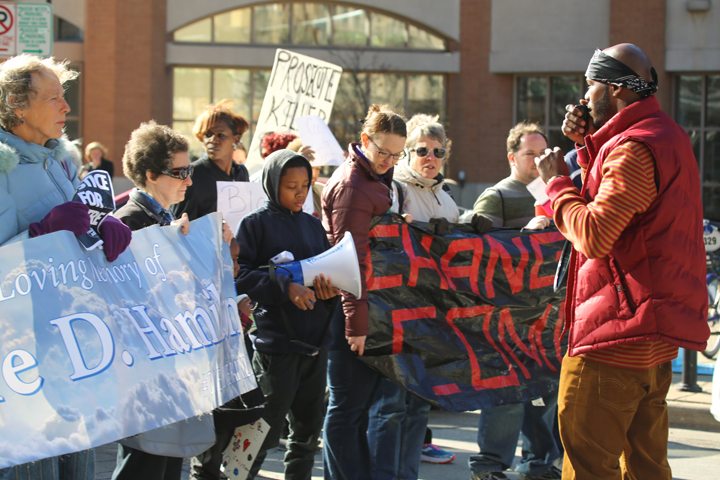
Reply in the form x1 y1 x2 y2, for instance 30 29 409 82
412 147 447 159
161 165 194 180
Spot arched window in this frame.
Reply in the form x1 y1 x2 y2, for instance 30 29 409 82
173 3 445 50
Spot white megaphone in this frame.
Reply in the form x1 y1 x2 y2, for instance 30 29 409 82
279 231 362 298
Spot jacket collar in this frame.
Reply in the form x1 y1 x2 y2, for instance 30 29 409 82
586 96 661 159
0 129 66 173
130 188 175 226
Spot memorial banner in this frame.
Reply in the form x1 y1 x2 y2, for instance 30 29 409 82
0 213 256 469
362 215 567 413
245 48 342 174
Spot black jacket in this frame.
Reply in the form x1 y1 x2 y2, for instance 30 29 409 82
171 155 249 221
234 150 334 354
113 189 170 231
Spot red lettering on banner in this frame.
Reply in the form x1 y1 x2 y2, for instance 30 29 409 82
446 306 520 390
527 304 556 371
366 224 403 290
440 238 483 295
392 307 437 354
432 383 461 395
497 308 532 379
402 226 448 289
484 237 528 298
529 232 565 290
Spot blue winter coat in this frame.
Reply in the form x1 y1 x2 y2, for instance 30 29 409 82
0 129 78 246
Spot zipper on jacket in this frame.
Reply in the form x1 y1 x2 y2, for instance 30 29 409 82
44 156 71 201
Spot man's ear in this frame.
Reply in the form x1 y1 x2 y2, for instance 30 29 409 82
507 151 515 167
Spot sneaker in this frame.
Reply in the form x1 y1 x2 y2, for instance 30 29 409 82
470 472 509 480
421 443 456 464
518 465 563 480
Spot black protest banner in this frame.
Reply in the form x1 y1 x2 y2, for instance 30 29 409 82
360 215 567 413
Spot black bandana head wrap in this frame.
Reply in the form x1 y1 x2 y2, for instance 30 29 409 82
585 49 658 98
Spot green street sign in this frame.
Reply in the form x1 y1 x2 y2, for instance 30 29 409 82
0 2 52 57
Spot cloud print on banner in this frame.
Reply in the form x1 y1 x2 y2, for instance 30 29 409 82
0 213 256 469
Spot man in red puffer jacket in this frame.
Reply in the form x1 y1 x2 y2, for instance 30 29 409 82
535 43 710 480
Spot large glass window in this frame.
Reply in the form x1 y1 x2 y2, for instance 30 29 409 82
172 2 445 51
293 3 331 45
676 74 720 221
515 75 584 155
254 3 291 44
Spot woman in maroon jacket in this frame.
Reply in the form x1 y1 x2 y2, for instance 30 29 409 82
321 104 407 479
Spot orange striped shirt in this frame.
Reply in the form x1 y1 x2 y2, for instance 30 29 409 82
553 141 657 259
552 141 678 369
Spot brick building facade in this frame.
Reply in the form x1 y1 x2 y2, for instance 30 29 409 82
33 0 720 217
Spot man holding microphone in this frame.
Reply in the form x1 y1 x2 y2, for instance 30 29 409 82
534 43 709 479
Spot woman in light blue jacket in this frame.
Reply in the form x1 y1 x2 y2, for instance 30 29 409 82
0 54 131 480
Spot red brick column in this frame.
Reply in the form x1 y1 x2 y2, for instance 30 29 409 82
446 0 513 186
609 0 670 110
83 0 171 176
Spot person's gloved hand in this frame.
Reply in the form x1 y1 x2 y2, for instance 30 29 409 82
429 217 451 236
471 213 494 234
99 215 132 262
29 201 90 238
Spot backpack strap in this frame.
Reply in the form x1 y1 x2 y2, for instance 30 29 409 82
393 179 405 215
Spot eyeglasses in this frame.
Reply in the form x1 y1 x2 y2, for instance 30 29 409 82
368 137 404 161
161 165 194 180
412 147 447 159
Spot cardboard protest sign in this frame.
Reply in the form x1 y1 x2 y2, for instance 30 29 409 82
245 49 342 175
296 115 344 167
0 213 256 468
216 181 268 232
72 170 115 250
362 215 567 413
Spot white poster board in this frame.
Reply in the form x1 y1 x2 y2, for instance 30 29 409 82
246 49 342 175
217 182 268 233
296 115 344 167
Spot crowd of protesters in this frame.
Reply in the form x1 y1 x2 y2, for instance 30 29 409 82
0 41 711 480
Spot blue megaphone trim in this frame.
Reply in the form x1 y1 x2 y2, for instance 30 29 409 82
281 261 304 285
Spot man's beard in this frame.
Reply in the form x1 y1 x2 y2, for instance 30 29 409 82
591 86 612 130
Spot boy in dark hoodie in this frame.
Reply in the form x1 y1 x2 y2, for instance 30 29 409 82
234 149 338 479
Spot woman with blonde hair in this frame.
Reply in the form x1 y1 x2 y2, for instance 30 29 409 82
79 140 114 179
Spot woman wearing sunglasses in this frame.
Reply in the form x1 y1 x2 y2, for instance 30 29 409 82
391 114 459 228
114 121 194 235
111 121 198 480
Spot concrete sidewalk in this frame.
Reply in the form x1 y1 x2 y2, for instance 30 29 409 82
94 372 718 479
667 372 718 432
